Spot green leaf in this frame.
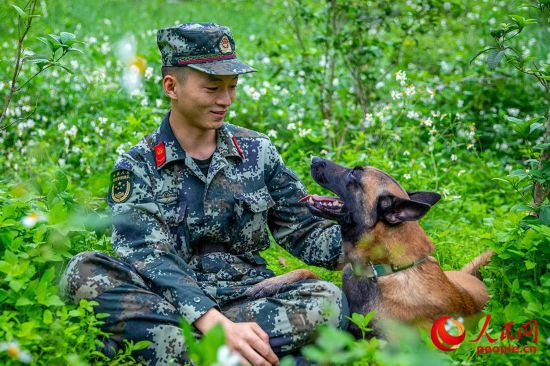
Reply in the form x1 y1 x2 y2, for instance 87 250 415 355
487 49 506 70
132 340 151 351
530 122 544 134
525 260 536 269
470 47 496 64
508 169 528 178
539 206 550 226
59 32 76 45
511 203 533 212
67 47 83 54
15 297 33 306
44 294 65 307
43 309 53 324
12 4 27 18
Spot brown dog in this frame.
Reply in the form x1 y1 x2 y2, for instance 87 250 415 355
246 157 492 336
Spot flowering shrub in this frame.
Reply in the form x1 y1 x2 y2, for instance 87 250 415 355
0 0 548 365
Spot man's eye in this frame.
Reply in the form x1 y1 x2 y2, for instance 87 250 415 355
206 87 218 91
230 84 238 89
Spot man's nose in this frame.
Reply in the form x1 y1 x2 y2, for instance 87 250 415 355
216 89 233 106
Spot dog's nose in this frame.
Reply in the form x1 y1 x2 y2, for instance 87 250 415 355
311 156 324 166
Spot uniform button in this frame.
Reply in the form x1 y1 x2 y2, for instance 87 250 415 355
193 296 201 303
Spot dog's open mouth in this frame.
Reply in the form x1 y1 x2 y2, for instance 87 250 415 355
300 194 345 220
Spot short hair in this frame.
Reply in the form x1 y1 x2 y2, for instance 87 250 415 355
161 66 191 84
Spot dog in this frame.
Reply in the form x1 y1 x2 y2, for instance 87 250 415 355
246 157 493 337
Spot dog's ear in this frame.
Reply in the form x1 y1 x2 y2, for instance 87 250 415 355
379 195 432 224
407 191 441 207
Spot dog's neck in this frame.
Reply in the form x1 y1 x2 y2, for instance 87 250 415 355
343 221 435 267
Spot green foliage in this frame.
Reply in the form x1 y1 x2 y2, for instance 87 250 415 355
0 0 548 365
180 319 227 366
348 311 376 339
301 325 377 365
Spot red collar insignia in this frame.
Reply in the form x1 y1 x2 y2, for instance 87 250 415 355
231 136 244 159
154 142 166 167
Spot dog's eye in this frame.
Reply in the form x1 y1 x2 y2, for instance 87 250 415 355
348 168 361 185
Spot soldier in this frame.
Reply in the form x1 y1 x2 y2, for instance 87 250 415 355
60 23 348 366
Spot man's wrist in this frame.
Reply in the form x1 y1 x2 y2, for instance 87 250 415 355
194 307 232 333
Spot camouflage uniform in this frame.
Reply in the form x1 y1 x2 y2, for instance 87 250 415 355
60 22 348 366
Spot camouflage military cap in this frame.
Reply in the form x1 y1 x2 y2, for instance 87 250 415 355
157 22 256 75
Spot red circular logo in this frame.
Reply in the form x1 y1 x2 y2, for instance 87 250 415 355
430 316 466 351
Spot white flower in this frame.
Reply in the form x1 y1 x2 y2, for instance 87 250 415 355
213 345 241 366
156 99 163 108
298 128 312 137
506 108 520 117
0 341 32 363
457 99 464 108
390 90 402 100
422 118 433 127
267 129 277 138
363 113 374 128
451 154 457 161
403 173 411 180
288 123 296 130
21 212 46 228
144 67 153 80
404 84 416 96
395 70 407 85
403 151 410 156
427 88 436 99
407 110 420 119
319 55 327 68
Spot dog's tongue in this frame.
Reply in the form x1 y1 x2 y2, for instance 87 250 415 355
299 194 341 204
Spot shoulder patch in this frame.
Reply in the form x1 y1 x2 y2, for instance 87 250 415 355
110 170 134 203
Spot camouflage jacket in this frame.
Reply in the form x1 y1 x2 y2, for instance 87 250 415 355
108 113 342 324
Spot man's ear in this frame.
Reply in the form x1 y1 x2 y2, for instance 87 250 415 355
407 191 441 207
162 75 178 100
379 195 432 224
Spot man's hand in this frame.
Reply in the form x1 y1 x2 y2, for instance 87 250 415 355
194 308 279 366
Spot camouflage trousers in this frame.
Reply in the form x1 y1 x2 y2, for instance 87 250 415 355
59 251 349 365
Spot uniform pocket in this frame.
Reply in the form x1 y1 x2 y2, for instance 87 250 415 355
232 186 275 253
156 192 186 226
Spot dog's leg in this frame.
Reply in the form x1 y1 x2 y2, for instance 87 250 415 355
461 250 494 279
244 269 320 300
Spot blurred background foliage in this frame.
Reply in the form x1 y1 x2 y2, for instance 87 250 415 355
0 0 548 365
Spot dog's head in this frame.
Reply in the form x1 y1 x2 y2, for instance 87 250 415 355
302 157 441 264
